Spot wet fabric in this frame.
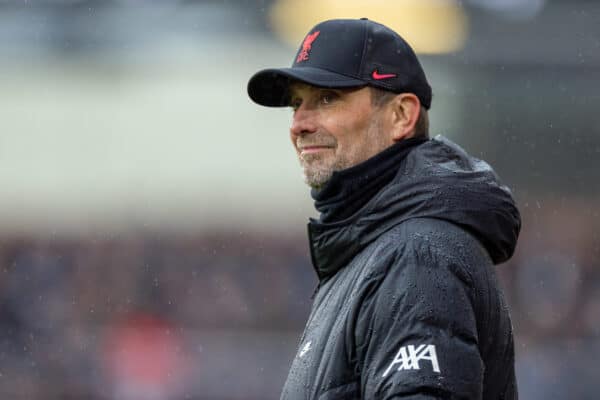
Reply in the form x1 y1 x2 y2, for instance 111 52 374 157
281 136 521 400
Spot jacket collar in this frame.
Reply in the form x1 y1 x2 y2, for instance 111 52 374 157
307 136 521 281
307 138 427 280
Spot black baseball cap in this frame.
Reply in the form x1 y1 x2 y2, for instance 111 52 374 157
247 18 432 109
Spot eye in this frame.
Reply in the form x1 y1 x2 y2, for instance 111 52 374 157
319 90 338 105
290 97 302 111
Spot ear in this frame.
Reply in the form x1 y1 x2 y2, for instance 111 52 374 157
388 93 421 141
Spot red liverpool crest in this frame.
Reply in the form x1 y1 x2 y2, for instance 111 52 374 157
296 31 320 63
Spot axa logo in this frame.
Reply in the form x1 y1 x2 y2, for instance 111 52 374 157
296 31 320 63
382 344 441 378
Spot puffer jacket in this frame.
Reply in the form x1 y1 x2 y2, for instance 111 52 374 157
281 136 521 400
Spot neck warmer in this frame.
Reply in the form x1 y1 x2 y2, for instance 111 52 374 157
311 137 428 223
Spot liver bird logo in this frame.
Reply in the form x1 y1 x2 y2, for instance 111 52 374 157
296 31 320 63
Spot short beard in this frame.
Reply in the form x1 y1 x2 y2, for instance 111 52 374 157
303 172 329 190
298 113 388 189
299 145 351 189
296 133 341 189
300 157 345 189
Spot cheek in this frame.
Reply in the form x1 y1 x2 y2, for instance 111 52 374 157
337 118 371 150
339 118 382 164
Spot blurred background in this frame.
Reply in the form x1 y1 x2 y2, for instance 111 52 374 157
0 0 599 399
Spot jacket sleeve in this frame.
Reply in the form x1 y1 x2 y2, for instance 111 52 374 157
354 239 484 400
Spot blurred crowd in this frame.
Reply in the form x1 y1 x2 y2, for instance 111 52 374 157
0 197 598 399
497 196 600 400
0 233 315 399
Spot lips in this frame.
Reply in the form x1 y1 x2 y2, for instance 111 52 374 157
299 145 334 155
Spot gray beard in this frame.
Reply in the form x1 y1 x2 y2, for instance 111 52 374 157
300 156 348 189
302 167 332 189
298 113 388 189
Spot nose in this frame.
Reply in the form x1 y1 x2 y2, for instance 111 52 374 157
290 106 318 138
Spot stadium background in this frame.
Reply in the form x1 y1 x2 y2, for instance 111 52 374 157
0 0 598 399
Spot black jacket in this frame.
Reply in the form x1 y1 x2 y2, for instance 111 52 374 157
281 136 521 400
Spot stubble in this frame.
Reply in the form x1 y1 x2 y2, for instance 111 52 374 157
298 115 389 189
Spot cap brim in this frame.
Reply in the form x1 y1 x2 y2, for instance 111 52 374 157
247 67 366 107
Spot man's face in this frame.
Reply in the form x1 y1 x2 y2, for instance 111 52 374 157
289 83 394 188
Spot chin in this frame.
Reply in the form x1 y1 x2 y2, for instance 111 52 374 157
303 167 334 188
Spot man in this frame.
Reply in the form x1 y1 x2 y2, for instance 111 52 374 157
247 18 520 400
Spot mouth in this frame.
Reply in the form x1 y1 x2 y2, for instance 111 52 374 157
299 145 334 155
